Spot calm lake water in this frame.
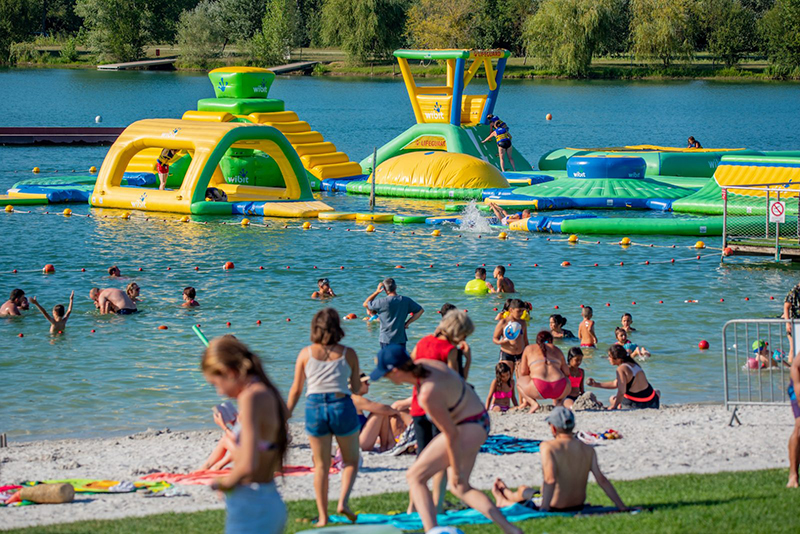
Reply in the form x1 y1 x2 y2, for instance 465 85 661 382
2 68 800 440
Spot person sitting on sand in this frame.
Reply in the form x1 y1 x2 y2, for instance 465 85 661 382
550 314 576 340
352 373 411 452
108 265 122 278
493 265 515 293
493 299 529 369
370 345 523 534
563 348 585 410
0 288 26 317
491 407 628 512
621 312 636 333
517 330 572 413
126 282 140 303
488 202 531 226
183 287 199 307
687 136 703 149
578 306 598 348
89 287 137 315
311 278 336 299
588 345 660 409
29 292 74 334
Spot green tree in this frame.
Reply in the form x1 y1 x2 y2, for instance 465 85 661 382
472 0 535 54
177 0 226 68
702 0 756 67
759 0 800 72
297 0 324 47
249 0 298 66
321 0 407 65
216 0 268 43
76 0 154 62
523 0 617 77
630 0 697 67
0 0 35 64
406 0 475 49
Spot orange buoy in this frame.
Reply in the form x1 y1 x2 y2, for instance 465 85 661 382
723 247 733 256
224 261 234 270
395 265 404 269
561 261 570 267
42 264 55 273
158 325 168 330
545 113 552 121
344 313 357 320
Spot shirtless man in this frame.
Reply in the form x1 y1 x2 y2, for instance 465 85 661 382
491 407 628 512
493 299 528 369
311 278 336 299
89 287 137 315
488 202 531 226
0 289 26 317
493 265 515 293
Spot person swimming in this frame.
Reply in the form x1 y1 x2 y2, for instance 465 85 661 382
550 314 576 340
29 292 74 334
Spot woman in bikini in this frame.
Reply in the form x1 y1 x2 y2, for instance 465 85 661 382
588 344 660 409
370 345 523 534
517 330 572 413
201 336 289 534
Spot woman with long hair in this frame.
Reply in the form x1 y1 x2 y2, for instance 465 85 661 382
588 344 660 409
201 336 289 534
287 308 362 526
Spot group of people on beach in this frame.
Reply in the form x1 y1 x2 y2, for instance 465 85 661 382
201 289 632 534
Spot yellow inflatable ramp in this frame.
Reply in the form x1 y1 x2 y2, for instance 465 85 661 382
715 156 800 198
319 211 357 220
246 112 363 180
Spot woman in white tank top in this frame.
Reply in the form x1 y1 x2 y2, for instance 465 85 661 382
287 308 362 527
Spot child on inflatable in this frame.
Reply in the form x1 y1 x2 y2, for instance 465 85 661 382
614 327 649 360
481 118 516 172
156 149 177 191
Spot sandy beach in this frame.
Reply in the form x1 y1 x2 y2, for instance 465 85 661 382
1 403 793 530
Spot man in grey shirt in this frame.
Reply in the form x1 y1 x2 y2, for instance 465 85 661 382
363 277 424 349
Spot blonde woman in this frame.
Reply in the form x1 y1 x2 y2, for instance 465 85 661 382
287 308 362 526
201 337 289 534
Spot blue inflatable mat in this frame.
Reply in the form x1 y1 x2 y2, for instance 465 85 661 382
10 185 91 203
525 214 597 233
321 177 363 193
121 172 158 187
330 504 627 529
480 434 541 455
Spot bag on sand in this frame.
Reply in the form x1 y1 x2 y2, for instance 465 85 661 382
19 483 75 504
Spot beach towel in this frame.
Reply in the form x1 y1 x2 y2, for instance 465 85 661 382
330 504 629 530
20 479 171 494
140 465 339 486
480 434 542 455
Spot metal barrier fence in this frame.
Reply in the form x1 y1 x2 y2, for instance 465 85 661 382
722 318 795 425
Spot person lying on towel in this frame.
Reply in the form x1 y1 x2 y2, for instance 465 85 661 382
491 407 629 512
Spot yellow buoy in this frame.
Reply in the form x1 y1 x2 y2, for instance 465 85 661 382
63 208 72 217
546 113 553 121
179 215 190 223
121 212 131 220
498 231 508 240
695 240 706 249
302 221 312 230
620 237 631 246
241 218 251 227
32 167 40 173
89 166 97 173
365 224 375 232
568 234 578 243
431 229 441 237
5 205 13 213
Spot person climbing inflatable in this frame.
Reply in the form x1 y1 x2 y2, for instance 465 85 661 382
156 149 177 191
482 119 516 172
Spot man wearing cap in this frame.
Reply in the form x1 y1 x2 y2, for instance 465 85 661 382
491 407 628 512
363 277 423 350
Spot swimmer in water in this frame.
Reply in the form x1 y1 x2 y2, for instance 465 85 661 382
311 278 336 299
108 265 122 278
550 314 576 340
183 286 199 307
493 265 515 293
487 202 531 226
126 282 140 303
621 313 636 333
29 292 74 334
0 288 26 317
578 307 597 348
474 267 496 293
90 287 137 315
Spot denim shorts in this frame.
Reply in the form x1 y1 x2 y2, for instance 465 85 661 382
225 482 286 534
305 393 359 437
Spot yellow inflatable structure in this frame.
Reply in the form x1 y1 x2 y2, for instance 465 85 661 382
90 119 332 216
371 152 510 189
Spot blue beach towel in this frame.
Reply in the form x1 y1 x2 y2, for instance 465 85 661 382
480 434 542 455
330 504 625 530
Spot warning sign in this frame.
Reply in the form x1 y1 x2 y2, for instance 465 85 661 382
770 201 785 223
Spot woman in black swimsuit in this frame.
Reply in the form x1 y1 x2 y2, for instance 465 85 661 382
588 345 659 409
370 345 522 534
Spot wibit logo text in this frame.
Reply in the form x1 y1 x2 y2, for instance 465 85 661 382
424 102 444 120
131 192 147 209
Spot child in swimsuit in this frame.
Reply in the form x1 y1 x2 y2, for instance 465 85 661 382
493 299 529 369
156 149 176 190
486 361 518 412
182 286 199 307
563 348 585 409
621 313 636 333
29 292 74 334
578 307 597 348
614 327 649 360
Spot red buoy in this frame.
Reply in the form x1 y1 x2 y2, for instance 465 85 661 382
226 321 231 327
42 264 55 273
18 333 23 337
256 320 262 325
554 305 559 309
81 268 86 272
286 318 291 322
158 325 168 330
224 261 234 270
698 340 709 350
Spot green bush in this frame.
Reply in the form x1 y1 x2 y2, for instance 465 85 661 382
320 0 407 65
631 0 697 67
759 0 800 71
59 37 79 63
176 1 226 69
248 0 298 66
9 41 41 63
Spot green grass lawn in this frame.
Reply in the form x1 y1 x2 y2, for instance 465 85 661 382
6 468 799 533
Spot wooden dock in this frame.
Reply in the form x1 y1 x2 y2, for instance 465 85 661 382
97 57 177 71
270 61 318 75
0 127 124 146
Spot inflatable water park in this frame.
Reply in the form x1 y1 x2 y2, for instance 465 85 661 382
4 49 800 237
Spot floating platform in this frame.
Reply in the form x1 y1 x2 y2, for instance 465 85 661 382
97 57 178 70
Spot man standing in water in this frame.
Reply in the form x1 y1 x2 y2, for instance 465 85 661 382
0 289 26 316
363 278 423 350
89 287 137 315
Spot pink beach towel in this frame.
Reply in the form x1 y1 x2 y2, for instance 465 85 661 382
140 465 339 486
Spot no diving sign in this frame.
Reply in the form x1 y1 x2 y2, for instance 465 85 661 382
770 201 786 223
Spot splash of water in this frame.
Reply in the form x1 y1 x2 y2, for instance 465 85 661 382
458 200 493 234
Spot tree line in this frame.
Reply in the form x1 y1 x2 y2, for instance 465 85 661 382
1 0 799 77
